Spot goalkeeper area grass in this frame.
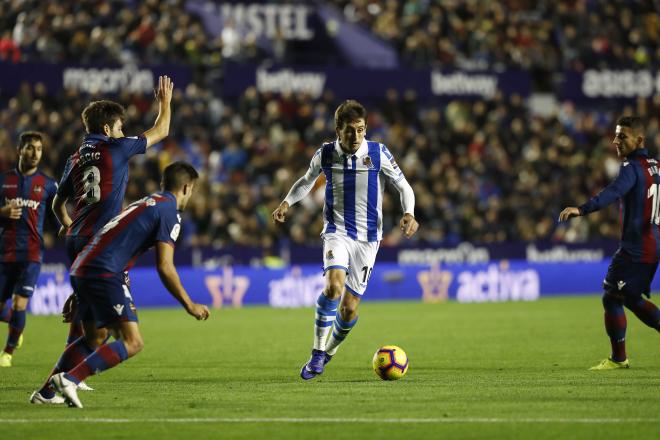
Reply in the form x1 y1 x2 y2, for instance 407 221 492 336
2 296 660 439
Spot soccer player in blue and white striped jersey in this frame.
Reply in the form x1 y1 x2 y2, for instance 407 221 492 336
272 100 419 380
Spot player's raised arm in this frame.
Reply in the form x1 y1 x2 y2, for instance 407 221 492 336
155 241 209 320
143 75 174 149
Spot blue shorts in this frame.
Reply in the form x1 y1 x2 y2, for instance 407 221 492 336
0 261 41 300
71 273 138 329
604 249 659 298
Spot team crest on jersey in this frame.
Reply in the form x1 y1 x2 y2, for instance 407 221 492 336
363 156 374 168
326 250 334 260
33 185 43 194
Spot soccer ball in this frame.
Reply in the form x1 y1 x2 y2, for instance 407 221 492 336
372 345 409 380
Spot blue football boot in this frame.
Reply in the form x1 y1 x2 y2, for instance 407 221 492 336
300 349 333 380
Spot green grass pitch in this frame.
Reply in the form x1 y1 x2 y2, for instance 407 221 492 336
2 296 660 439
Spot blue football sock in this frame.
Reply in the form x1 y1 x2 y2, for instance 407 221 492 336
4 309 26 354
66 340 128 384
603 294 627 362
314 293 338 350
324 314 358 356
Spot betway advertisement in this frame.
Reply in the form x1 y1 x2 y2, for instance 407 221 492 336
29 260 636 315
222 64 531 100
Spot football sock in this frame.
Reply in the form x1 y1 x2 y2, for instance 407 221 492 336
66 321 84 346
602 294 627 362
0 303 11 323
38 336 95 398
324 314 358 356
4 309 26 355
65 340 128 384
624 297 660 332
314 293 339 350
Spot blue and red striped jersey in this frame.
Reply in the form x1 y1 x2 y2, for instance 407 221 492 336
71 192 180 277
57 133 146 240
0 169 58 263
579 148 660 263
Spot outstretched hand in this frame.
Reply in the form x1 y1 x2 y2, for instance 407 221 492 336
154 75 174 105
558 207 580 222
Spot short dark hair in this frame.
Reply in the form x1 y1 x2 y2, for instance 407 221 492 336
334 99 367 129
162 161 199 191
82 100 126 134
617 116 645 134
18 131 44 150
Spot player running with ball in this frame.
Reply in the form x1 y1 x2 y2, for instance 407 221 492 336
272 99 418 380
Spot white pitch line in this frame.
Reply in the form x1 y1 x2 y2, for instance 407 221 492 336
2 418 660 424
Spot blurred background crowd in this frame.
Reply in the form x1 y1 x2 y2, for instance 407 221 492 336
2 0 658 70
1 0 659 250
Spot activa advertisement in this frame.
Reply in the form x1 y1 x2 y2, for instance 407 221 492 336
29 260 642 315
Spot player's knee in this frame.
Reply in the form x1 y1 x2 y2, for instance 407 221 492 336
602 290 624 307
85 332 106 349
11 295 28 311
123 336 144 357
325 282 344 300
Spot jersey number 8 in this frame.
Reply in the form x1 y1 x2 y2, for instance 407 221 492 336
82 166 101 204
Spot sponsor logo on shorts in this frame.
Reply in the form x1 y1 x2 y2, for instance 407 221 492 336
113 304 125 315
617 280 626 290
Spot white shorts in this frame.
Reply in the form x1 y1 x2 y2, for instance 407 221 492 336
322 233 380 296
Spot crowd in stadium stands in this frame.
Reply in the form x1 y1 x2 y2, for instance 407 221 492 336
1 0 657 71
1 0 660 249
0 0 218 67
330 0 658 71
2 82 659 248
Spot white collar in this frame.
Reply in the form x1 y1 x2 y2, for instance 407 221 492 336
334 138 368 158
